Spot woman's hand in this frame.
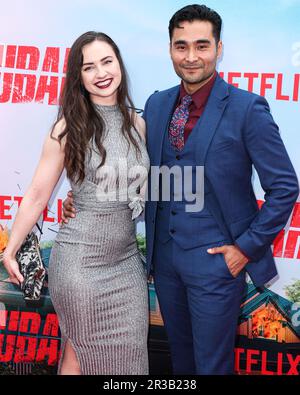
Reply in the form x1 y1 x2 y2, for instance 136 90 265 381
62 191 76 224
2 252 24 285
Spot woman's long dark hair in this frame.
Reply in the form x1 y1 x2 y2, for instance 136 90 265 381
51 31 141 184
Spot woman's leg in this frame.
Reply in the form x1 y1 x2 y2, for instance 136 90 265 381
59 340 82 375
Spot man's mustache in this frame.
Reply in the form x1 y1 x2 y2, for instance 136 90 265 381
181 64 204 69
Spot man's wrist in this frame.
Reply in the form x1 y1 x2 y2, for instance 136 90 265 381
234 244 250 263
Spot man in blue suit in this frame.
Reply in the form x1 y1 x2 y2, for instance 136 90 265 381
142 4 299 375
62 4 299 375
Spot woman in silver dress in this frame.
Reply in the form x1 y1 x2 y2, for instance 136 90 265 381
3 32 150 375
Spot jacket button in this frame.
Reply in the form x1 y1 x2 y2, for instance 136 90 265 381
176 155 181 160
171 211 177 215
170 229 176 234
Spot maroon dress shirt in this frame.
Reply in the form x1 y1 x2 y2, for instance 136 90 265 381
176 71 217 143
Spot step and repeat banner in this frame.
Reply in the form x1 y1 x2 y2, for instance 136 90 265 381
0 0 300 375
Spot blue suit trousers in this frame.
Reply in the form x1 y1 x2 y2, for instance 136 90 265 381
153 238 247 375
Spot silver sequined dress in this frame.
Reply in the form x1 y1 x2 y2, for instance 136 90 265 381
48 104 150 375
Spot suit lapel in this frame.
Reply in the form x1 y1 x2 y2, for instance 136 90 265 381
151 86 179 166
194 75 230 166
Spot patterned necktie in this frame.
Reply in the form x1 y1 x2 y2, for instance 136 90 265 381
169 94 192 151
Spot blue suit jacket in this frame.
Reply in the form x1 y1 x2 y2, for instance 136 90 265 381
143 74 299 287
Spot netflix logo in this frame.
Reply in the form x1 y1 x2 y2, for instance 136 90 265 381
235 347 300 375
0 195 63 224
219 72 300 102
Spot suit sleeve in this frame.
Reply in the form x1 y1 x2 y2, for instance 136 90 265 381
141 92 156 211
235 95 299 261
142 93 155 123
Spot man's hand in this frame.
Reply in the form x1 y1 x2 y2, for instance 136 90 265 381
207 245 249 278
62 191 76 224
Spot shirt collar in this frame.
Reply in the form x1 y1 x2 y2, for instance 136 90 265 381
179 71 217 109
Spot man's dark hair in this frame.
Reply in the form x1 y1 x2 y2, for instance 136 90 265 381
169 4 222 44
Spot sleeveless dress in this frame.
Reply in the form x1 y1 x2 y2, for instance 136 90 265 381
48 104 150 375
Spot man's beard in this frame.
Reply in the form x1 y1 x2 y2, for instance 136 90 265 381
173 63 216 85
176 68 214 86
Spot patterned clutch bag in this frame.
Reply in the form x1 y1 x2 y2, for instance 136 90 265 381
16 231 46 301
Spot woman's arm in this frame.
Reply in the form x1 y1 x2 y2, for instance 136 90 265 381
3 120 66 284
